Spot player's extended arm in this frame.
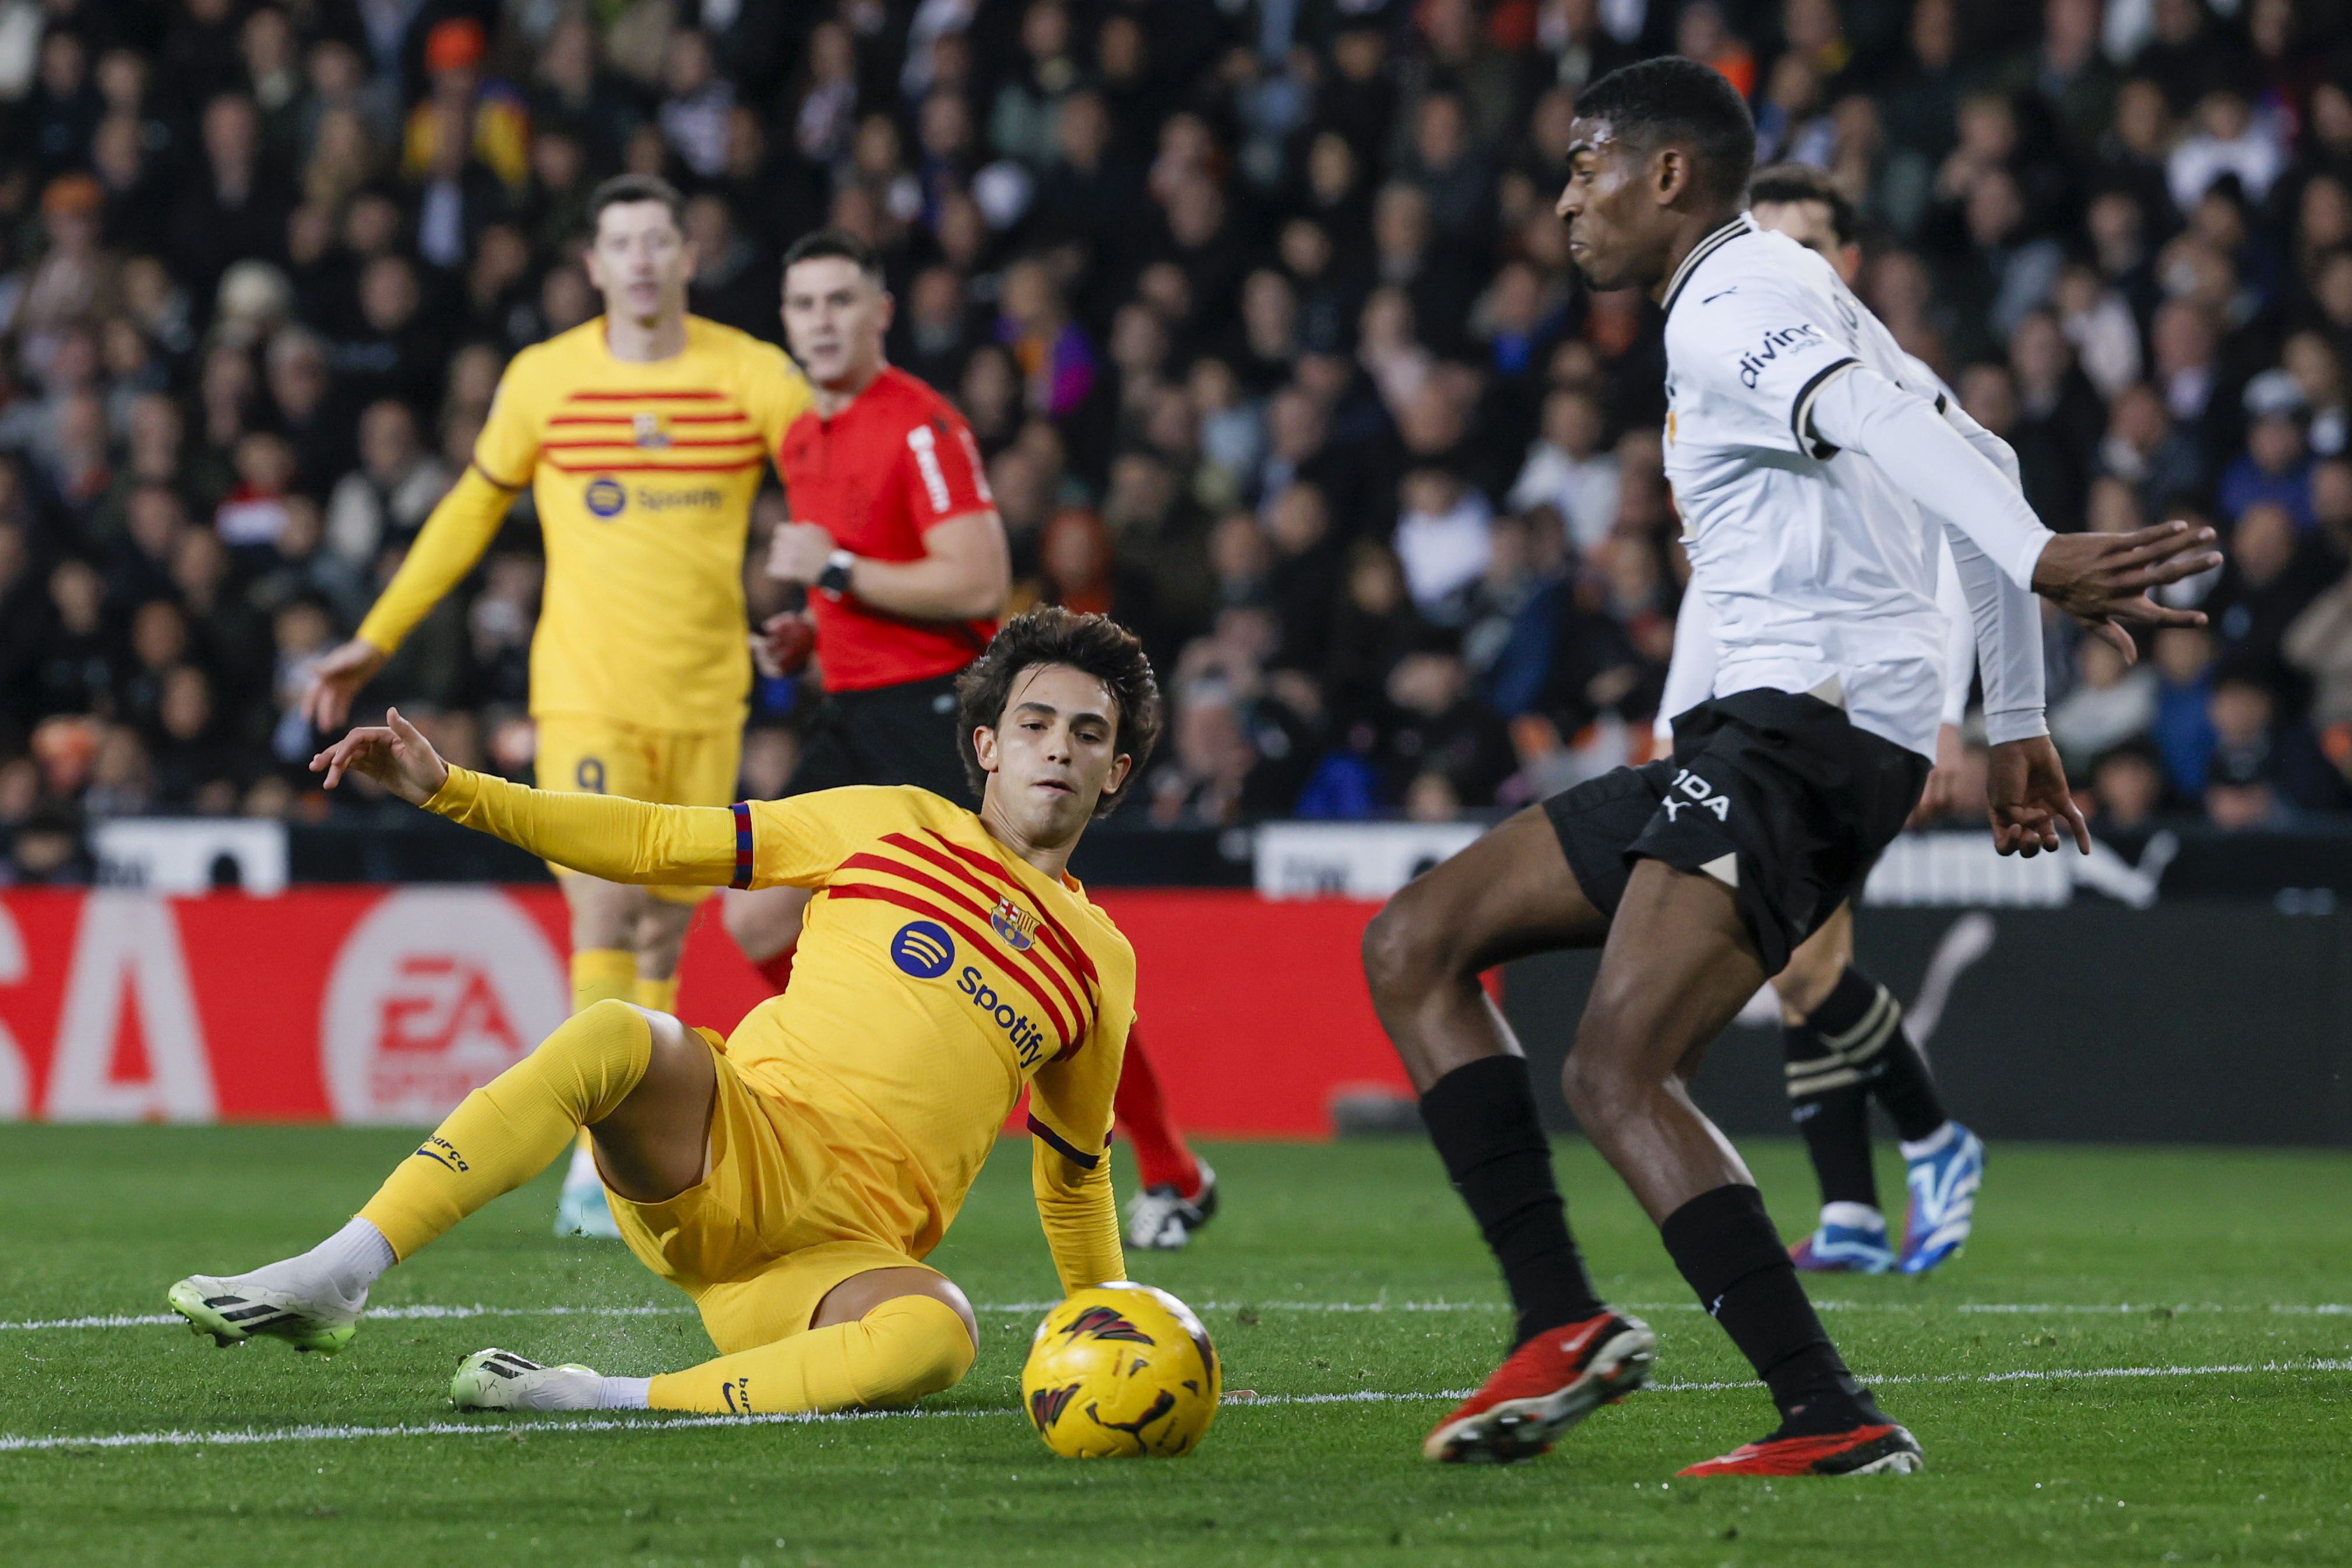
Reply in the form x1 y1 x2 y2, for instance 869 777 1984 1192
1030 1134 1125 1296
357 468 518 653
300 468 517 729
1805 365 2220 625
309 709 740 885
1027 1040 1126 1295
769 511 1010 621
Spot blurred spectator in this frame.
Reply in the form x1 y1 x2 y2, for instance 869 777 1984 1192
324 399 450 571
2205 670 2346 826
1508 387 1619 553
2152 626 2220 798
2086 739 2171 834
2050 633 2159 775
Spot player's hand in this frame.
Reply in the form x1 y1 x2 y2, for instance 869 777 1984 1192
309 707 450 805
298 639 389 731
2070 615 2140 665
765 522 836 584
1985 734 2089 858
2030 523 2221 630
751 610 816 678
1907 722 1967 826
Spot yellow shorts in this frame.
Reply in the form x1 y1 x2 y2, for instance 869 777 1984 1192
607 1030 939 1356
534 716 742 905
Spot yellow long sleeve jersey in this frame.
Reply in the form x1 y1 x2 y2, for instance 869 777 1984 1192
358 318 812 731
425 770 1133 1293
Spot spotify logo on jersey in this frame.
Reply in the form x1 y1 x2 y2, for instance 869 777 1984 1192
584 477 627 517
890 920 955 979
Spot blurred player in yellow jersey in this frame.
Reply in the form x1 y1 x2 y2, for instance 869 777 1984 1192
299 174 812 1238
171 609 1157 1419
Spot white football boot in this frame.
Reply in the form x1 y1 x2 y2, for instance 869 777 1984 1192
167 1268 365 1355
450 1348 605 1411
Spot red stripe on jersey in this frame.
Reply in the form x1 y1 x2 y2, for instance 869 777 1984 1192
826 883 1074 1053
542 437 764 450
838 852 1085 1039
548 414 752 428
542 459 766 474
911 830 1099 986
878 833 1097 998
562 389 730 401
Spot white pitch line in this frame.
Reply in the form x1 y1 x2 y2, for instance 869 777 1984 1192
10 1298 2352 1334
3 1356 2346 1456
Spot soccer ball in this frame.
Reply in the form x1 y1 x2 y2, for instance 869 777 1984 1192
1020 1283 1221 1457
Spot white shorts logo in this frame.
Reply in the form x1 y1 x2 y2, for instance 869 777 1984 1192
321 890 566 1125
1662 768 1731 823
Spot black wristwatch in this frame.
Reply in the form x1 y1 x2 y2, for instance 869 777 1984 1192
815 548 855 600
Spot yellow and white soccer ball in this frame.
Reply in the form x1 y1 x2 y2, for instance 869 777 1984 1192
1021 1282 1221 1457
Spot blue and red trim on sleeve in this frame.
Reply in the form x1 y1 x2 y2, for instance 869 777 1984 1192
730 802 755 889
1026 1114 1100 1170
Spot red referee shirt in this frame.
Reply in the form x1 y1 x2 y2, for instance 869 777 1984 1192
776 365 998 692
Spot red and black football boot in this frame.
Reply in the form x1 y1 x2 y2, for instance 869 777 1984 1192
1422 1310 1656 1464
1678 1413 1924 1477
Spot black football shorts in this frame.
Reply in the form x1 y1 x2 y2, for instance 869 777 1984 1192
1541 688 1930 974
781 670 976 804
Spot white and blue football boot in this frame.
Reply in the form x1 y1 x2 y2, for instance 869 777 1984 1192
1897 1122 1984 1274
1787 1202 1896 1274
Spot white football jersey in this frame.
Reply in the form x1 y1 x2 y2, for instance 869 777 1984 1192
1660 214 1964 759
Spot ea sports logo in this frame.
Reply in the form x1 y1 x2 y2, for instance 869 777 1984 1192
890 919 955 979
321 890 566 1124
584 477 626 517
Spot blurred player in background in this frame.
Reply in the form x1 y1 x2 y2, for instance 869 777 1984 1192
1657 166 1991 1275
735 230 1218 1249
173 609 1157 1419
300 175 811 1239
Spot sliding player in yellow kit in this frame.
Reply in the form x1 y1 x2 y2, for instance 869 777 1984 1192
170 609 1159 1418
298 173 812 1238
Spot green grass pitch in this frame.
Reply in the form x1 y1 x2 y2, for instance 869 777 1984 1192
2 1127 2348 1566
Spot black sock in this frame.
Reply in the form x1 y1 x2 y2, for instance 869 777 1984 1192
1858 998 1949 1145
1418 1055 1605 1346
1781 1018 1880 1211
1661 1184 1866 1426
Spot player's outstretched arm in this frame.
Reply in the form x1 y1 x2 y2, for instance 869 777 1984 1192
1028 1043 1128 1294
312 710 741 886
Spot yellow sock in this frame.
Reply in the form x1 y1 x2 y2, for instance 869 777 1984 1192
571 948 637 1015
647 1295 975 1415
635 975 679 1014
358 999 651 1260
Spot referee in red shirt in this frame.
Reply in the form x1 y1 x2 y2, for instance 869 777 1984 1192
731 230 1218 1249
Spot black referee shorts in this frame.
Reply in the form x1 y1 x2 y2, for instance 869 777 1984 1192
780 670 977 804
1541 689 1929 975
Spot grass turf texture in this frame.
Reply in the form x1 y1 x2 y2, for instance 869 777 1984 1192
3 1129 2348 1566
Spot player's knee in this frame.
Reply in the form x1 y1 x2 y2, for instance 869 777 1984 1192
1361 887 1449 1001
1772 947 1843 1020
865 1294 978 1401
1564 986 1659 1118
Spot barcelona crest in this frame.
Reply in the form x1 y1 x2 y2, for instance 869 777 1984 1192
631 411 671 449
990 894 1039 952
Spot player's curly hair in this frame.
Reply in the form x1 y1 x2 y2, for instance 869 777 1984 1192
956 608 1162 818
1574 57 1756 204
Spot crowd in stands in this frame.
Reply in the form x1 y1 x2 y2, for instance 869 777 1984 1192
6 0 2352 884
